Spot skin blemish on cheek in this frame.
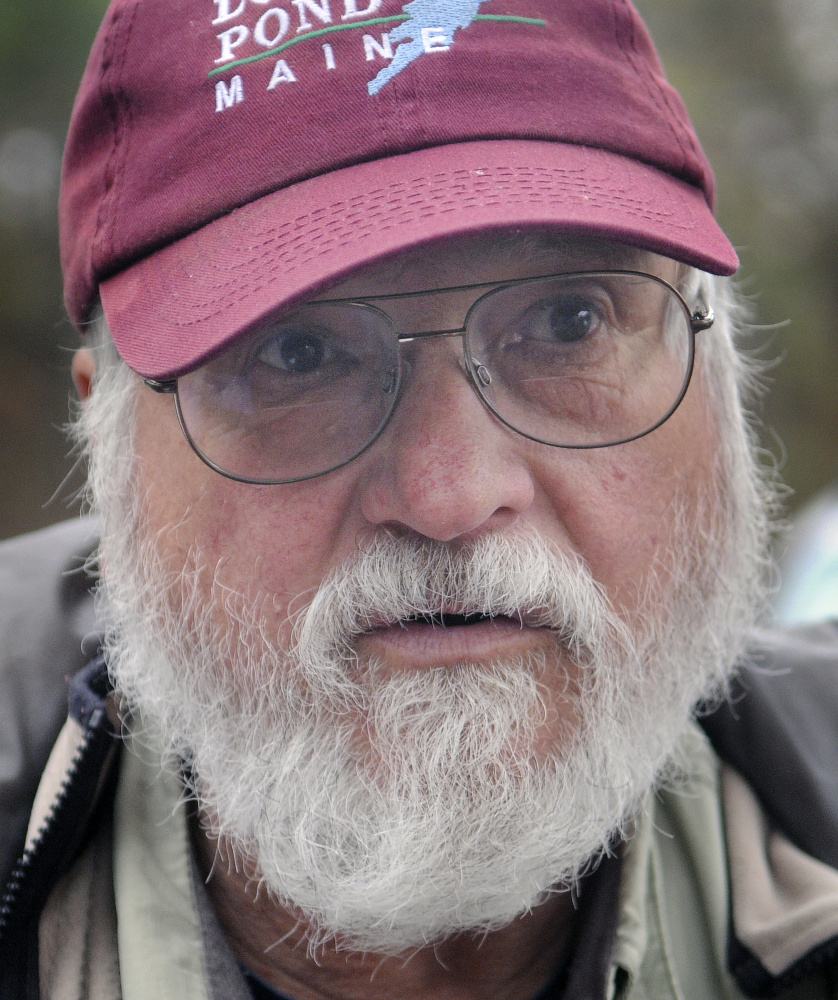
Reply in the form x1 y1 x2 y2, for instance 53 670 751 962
596 461 630 496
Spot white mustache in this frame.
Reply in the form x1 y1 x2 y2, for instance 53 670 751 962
291 528 625 676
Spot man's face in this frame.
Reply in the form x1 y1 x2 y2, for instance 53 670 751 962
132 232 716 728
90 231 765 952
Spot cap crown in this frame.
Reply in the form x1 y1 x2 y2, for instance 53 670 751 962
61 0 717 329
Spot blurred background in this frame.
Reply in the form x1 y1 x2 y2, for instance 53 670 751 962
1 0 837 546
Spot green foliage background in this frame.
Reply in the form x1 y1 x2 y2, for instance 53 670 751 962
1 0 110 537
1 0 837 539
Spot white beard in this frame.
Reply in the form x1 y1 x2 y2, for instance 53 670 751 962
79 287 774 955
98 502 767 955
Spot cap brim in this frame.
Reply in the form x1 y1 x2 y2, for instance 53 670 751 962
100 139 738 380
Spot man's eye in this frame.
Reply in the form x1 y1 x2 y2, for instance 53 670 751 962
258 329 327 374
542 296 600 344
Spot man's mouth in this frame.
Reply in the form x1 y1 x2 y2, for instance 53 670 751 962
397 612 514 628
353 611 548 669
358 610 529 633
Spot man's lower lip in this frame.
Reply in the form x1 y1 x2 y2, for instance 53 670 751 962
355 618 548 666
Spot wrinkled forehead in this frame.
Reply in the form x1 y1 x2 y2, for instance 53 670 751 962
315 230 683 302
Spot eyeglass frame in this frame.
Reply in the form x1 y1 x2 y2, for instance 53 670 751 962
142 269 716 485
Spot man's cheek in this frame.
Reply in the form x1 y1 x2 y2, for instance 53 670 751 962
189 475 363 596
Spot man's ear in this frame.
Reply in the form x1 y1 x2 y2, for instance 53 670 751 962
72 348 97 402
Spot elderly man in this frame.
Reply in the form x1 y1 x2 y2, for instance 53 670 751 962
3 0 838 997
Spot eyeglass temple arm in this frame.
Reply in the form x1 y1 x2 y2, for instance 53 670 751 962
143 378 178 393
690 297 715 333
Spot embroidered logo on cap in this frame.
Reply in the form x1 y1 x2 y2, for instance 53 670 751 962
368 0 488 94
207 0 546 108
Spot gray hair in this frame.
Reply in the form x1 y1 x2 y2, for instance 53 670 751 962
69 312 140 541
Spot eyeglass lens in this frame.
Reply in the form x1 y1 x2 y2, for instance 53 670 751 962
464 272 693 449
174 273 695 484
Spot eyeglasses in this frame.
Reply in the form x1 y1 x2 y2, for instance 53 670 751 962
143 270 714 485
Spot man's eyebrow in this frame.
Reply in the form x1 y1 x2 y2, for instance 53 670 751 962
475 231 649 268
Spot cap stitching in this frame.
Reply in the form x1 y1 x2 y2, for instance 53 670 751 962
622 0 705 176
141 164 702 329
649 75 704 171
91 0 140 270
391 51 423 150
610 0 690 177
89 5 125 289
105 3 140 264
618 0 690 170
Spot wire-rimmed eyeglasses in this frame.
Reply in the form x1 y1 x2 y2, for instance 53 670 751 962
143 270 714 485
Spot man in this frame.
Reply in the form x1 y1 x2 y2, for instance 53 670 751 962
3 0 838 997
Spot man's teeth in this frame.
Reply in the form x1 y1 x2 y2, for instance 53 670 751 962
403 612 495 627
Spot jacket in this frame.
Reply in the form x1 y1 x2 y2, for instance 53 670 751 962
3 519 838 999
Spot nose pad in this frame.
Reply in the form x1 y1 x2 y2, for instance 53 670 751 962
386 336 500 445
473 361 492 386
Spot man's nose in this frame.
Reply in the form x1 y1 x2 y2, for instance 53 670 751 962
357 339 536 542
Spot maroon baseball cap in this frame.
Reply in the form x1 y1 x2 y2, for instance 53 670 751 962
60 0 738 380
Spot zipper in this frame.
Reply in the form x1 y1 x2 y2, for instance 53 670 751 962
0 656 118 993
0 725 96 934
